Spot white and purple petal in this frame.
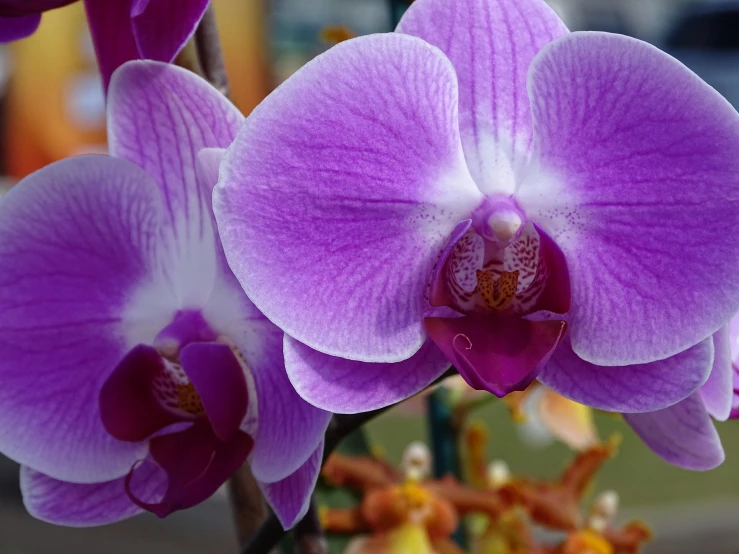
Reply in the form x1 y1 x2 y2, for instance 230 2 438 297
0 156 175 483
520 32 739 365
539 336 714 413
398 0 568 195
215 33 482 363
624 393 724 471
284 337 450 414
21 462 166 527
259 442 324 529
108 61 243 308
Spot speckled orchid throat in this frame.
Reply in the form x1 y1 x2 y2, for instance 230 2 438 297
424 195 570 397
99 310 253 518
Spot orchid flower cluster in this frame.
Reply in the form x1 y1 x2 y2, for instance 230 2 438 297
0 0 738 538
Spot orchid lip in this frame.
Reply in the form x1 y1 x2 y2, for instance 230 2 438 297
98 310 254 518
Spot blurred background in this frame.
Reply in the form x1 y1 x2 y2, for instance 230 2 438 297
0 0 738 552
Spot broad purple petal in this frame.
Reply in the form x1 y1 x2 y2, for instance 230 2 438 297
131 0 209 62
624 393 724 471
108 61 243 307
539 336 714 413
20 460 165 527
284 337 451 414
214 33 482 363
99 345 182 443
180 341 249 442
0 14 40 41
259 442 323 529
398 0 567 195
237 323 332 483
84 0 139 91
521 32 739 365
0 156 173 483
425 315 565 396
700 326 733 421
127 420 252 517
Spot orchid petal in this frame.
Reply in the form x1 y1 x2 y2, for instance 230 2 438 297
180 341 249 442
108 61 242 307
232 322 332 483
259 441 323 529
20 461 165 527
425 315 565 397
0 156 173 483
284 337 450 414
539 336 713 413
0 14 41 41
700 326 733 421
128 420 252 517
624 393 724 471
214 33 482 363
397 0 568 195
83 0 139 91
521 32 739 365
130 0 209 63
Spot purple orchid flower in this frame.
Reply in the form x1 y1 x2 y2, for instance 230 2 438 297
0 0 209 89
0 61 330 528
213 0 739 428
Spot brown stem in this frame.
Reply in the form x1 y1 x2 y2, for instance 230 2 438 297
174 39 204 76
194 2 230 98
294 501 329 554
227 463 269 549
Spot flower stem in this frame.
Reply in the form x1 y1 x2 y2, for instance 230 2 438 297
227 463 271 549
240 367 457 554
294 501 329 554
427 387 467 547
194 2 230 98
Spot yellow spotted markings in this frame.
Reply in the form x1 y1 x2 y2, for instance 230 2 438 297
476 269 519 311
